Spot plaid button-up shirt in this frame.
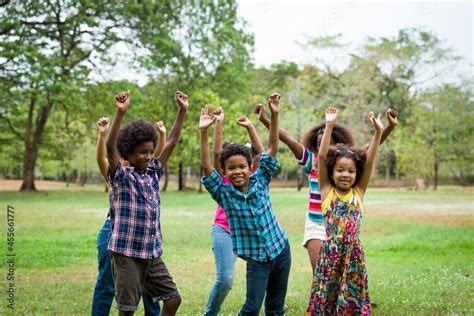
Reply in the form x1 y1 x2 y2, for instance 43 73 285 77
202 154 288 262
108 158 164 259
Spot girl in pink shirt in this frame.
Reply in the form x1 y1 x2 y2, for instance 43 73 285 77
203 107 264 316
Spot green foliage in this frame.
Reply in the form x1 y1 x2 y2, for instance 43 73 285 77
0 5 471 189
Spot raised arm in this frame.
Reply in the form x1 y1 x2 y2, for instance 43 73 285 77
200 104 216 177
159 91 189 166
362 108 398 151
154 121 166 158
236 115 265 154
357 112 383 197
96 117 110 180
318 107 338 198
255 103 304 160
106 90 130 173
267 93 280 157
212 107 225 176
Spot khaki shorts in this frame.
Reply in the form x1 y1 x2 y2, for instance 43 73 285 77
111 253 180 311
301 217 326 248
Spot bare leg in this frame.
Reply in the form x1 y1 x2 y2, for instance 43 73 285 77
306 239 323 272
161 296 181 316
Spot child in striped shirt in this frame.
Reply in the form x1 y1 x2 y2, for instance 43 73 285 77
255 105 398 273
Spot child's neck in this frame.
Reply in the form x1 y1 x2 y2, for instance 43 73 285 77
335 187 351 196
236 183 250 194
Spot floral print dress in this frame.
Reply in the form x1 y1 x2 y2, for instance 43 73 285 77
307 187 370 315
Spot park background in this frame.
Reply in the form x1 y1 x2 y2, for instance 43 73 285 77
0 0 473 314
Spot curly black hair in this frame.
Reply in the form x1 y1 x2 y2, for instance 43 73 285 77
326 143 367 187
219 142 253 171
302 122 355 153
117 119 157 160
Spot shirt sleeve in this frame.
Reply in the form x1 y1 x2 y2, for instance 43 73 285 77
254 153 279 185
148 157 164 179
296 145 316 175
201 170 224 205
107 161 125 188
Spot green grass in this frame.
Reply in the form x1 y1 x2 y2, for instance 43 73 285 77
0 186 473 315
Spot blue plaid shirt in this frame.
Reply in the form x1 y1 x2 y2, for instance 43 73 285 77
108 158 164 259
202 154 288 262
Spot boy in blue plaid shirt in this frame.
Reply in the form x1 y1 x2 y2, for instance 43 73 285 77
106 90 188 316
200 93 291 316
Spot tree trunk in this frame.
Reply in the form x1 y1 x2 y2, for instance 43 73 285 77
20 148 37 191
394 154 399 181
79 172 88 186
75 170 82 184
20 91 53 192
178 162 184 191
162 167 168 192
433 160 439 190
296 164 304 191
385 152 391 181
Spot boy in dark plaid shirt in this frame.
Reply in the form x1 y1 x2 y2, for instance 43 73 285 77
200 94 291 316
106 90 188 315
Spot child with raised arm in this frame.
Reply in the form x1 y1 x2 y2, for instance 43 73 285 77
307 108 384 315
91 117 165 316
106 90 188 316
204 108 265 316
255 104 398 273
200 93 291 316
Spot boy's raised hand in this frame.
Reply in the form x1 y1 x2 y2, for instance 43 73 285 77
254 103 266 120
386 108 398 126
268 93 281 113
115 90 130 112
97 117 110 135
155 121 166 135
213 106 224 122
236 115 252 128
175 91 189 111
199 104 216 130
369 111 384 131
325 107 338 123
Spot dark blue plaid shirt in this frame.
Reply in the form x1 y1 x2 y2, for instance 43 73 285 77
108 158 164 259
202 154 288 262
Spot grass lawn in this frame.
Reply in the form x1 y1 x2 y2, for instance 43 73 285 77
0 185 473 315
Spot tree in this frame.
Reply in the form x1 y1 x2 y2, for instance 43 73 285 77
130 0 254 191
0 0 254 191
0 1 131 191
398 83 474 188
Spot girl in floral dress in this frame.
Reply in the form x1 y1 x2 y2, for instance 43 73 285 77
307 107 383 315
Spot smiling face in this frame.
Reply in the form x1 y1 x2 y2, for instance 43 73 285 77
224 154 251 192
332 157 357 194
127 141 154 171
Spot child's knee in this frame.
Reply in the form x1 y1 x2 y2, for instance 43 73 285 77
164 295 182 309
216 273 234 290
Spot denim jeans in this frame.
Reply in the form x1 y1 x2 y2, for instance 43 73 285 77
91 219 161 316
238 241 291 316
203 225 237 316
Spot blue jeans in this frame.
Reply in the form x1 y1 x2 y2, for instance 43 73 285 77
238 241 291 316
91 219 161 316
204 225 237 316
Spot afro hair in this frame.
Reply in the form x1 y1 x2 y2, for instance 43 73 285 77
219 142 253 171
117 119 157 160
302 122 355 153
